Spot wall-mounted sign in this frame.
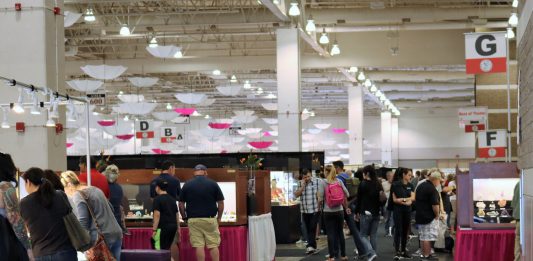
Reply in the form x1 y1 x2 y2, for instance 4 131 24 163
478 129 507 158
458 107 488 133
135 120 154 139
87 92 106 106
160 127 182 143
465 32 507 74
229 126 242 136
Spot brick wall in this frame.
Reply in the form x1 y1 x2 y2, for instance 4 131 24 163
518 15 533 168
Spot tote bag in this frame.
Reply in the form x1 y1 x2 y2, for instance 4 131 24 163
59 192 92 252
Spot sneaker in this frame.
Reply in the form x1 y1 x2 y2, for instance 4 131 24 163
401 252 413 259
414 249 422 255
419 255 438 260
305 247 317 255
394 251 402 260
367 254 377 261
296 239 306 244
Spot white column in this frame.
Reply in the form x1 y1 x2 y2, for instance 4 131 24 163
0 0 66 170
391 117 399 167
277 28 301 152
348 85 364 165
381 112 392 166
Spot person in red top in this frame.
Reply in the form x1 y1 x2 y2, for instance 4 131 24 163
78 156 110 198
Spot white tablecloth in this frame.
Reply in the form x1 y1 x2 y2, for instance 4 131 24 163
248 213 276 261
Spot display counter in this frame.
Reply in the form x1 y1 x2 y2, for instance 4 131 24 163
269 171 301 243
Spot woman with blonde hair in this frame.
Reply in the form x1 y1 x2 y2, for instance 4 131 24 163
61 171 123 260
319 165 350 261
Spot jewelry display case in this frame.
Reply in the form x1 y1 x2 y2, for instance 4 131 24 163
270 171 298 206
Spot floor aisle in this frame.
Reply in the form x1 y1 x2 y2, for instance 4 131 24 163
276 228 454 261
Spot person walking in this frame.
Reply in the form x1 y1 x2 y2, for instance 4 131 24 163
382 170 394 237
512 175 521 261
0 153 32 261
319 164 350 261
179 164 224 261
293 169 321 255
391 168 415 260
153 179 180 261
78 156 110 198
20 168 76 261
356 165 383 256
415 170 442 260
61 171 123 260
103 165 129 234
150 160 182 200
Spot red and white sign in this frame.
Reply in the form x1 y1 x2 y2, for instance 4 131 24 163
458 107 488 132
135 120 154 139
478 130 507 158
465 32 507 74
160 127 177 143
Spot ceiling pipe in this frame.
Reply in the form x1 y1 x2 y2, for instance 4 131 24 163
320 21 509 33
387 91 474 100
259 0 290 21
379 83 474 92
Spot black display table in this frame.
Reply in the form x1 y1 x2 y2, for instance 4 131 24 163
271 204 301 244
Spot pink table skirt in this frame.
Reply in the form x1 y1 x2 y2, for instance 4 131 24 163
455 228 515 261
123 226 247 261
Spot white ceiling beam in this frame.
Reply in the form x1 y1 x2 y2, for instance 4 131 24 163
379 83 474 92
320 22 509 33
259 0 290 22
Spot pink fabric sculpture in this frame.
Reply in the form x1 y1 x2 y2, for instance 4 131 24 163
248 141 274 149
152 149 171 154
174 108 196 116
97 120 116 127
332 128 347 134
208 123 232 129
116 134 134 141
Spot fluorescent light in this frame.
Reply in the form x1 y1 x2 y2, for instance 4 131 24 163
512 0 519 8
305 18 316 33
357 71 366 81
273 0 280 4
330 42 340 56
349 67 358 73
507 28 515 39
288 2 300 16
84 8 95 22
319 29 329 44
509 13 518 27
149 37 158 48
119 24 130 36
370 85 378 93
174 49 183 58
213 69 221 75
243 80 251 89
364 79 372 88
230 75 237 83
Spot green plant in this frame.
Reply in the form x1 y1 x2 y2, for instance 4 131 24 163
240 152 263 169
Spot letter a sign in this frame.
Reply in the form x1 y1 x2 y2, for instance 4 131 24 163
465 32 507 74
478 130 507 158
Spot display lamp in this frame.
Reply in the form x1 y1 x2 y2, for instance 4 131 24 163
230 75 238 83
507 28 515 39
370 84 378 93
174 49 183 58
319 29 329 44
512 0 519 8
508 13 518 27
357 71 366 81
119 24 130 36
213 69 221 75
349 66 358 73
288 2 300 16
45 109 55 127
84 8 95 22
364 79 372 88
305 17 316 33
148 37 158 48
243 80 251 89
330 42 341 56
12 90 24 114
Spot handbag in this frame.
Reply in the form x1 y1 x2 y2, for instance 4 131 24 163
79 190 116 261
59 191 92 252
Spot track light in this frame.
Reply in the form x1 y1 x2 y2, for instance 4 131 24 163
319 29 329 44
384 99 391 107
375 90 383 98
119 24 130 36
204 114 211 119
45 109 55 127
1 108 9 129
288 2 300 16
12 89 24 114
507 28 515 39
357 72 366 81
508 13 518 27
330 41 340 56
149 37 158 48
30 92 41 115
257 87 264 94
84 8 96 22
305 16 316 33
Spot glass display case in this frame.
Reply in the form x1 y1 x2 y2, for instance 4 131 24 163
270 171 298 206
472 178 518 224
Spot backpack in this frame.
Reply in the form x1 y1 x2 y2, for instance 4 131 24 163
345 178 360 200
325 181 345 208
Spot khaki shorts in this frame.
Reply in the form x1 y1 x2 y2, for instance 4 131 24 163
188 218 221 248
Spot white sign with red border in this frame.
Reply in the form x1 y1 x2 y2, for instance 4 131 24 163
458 107 488 132
465 32 507 74
478 129 507 158
135 120 154 139
160 127 177 143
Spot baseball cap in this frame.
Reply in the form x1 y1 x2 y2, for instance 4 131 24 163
194 164 207 171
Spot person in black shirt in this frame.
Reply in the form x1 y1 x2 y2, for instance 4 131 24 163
356 165 384 258
179 164 224 261
390 168 415 260
150 160 181 200
152 179 180 261
415 170 442 260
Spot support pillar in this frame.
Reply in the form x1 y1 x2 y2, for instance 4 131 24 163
277 28 301 152
381 112 392 166
391 117 399 167
348 85 364 165
0 0 66 170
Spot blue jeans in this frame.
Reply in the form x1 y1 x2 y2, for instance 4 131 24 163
343 209 374 258
108 239 122 261
34 249 77 261
384 209 394 232
360 214 380 252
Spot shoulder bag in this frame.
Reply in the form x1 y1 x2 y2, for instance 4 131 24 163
79 190 116 261
59 191 92 252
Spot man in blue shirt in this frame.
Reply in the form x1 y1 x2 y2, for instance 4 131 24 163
150 161 181 200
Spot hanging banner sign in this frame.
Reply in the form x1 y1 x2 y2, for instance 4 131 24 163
160 127 179 143
458 107 488 132
87 92 106 106
135 120 154 139
478 129 507 158
465 32 507 74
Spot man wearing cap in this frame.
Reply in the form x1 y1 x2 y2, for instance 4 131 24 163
150 160 181 201
415 169 443 260
179 164 225 261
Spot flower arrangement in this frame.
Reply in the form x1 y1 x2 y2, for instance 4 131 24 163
240 152 263 169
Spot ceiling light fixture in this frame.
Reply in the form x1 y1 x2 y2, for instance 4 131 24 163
166 103 172 110
123 115 129 121
191 111 202 117
512 0 519 8
384 99 391 107
93 111 99 116
45 109 55 127
305 16 316 33
288 2 300 16
508 13 518 27
319 29 329 44
1 108 9 129
213 69 221 76
310 111 315 117
379 95 386 102
230 75 238 83
148 37 158 48
84 8 96 22
507 27 515 39
174 49 183 58
375 90 383 98
204 114 210 119
349 66 358 73
364 79 372 88
257 87 264 94
243 80 252 89
357 71 366 81
330 41 341 56
266 93 277 99
118 91 124 95
302 108 310 114
119 24 130 36
370 85 378 93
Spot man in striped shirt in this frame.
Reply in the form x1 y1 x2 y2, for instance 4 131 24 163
294 169 321 255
